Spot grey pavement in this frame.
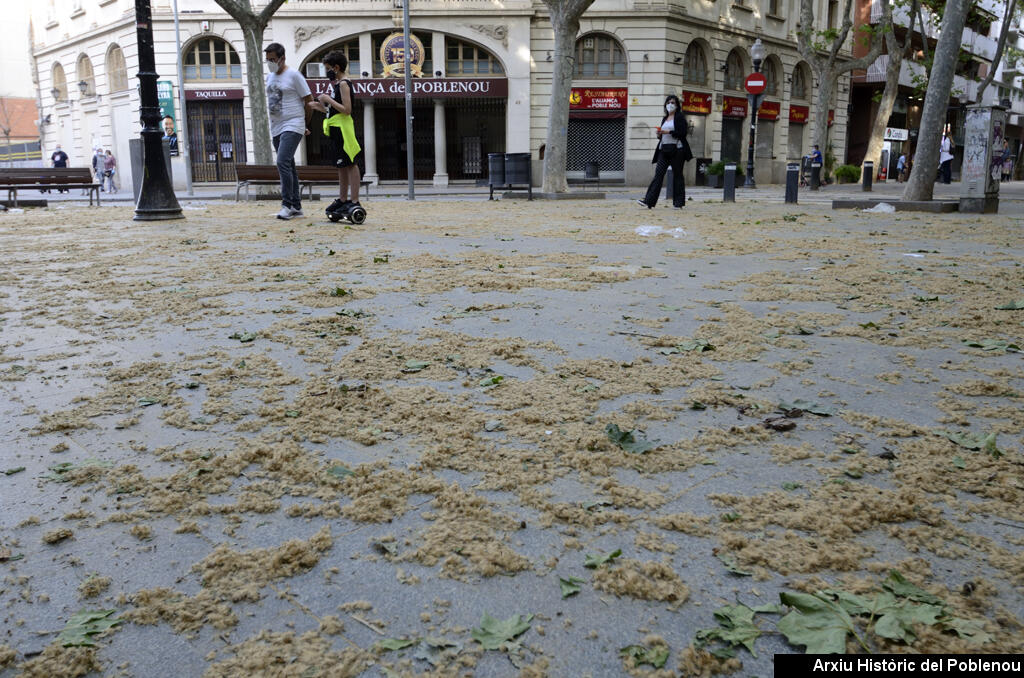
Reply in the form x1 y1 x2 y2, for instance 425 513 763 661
0 196 1021 677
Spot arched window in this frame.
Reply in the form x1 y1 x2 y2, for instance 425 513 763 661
724 49 745 91
107 45 128 92
574 33 626 78
446 38 503 76
306 40 360 79
763 57 779 97
184 37 241 81
77 54 95 96
792 64 809 100
52 63 68 102
683 42 708 86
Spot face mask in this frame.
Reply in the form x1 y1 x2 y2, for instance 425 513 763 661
666 103 677 113
325 68 337 81
266 60 279 74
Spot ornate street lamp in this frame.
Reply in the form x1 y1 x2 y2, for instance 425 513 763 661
51 87 62 102
133 0 182 220
746 38 766 188
78 80 89 96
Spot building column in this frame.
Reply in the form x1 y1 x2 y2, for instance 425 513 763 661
363 101 378 185
433 98 448 186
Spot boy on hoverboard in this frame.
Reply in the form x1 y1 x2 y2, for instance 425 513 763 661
309 50 366 224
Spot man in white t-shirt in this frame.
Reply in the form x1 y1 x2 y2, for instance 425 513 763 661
265 42 313 220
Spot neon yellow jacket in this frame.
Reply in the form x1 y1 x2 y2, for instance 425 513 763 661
323 111 362 163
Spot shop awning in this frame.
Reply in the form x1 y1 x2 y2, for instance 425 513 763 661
569 110 626 119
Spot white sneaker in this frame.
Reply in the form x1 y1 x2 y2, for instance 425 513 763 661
289 207 304 218
276 206 293 220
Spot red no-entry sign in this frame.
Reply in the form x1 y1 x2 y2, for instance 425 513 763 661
744 73 766 95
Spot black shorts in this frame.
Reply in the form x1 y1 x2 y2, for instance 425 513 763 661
329 128 363 169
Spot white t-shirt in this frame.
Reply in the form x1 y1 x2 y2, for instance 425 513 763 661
266 67 311 137
660 117 676 146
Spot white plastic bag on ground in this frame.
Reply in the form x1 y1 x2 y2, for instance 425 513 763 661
635 225 686 238
863 202 896 213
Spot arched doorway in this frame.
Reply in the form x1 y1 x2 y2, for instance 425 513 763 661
720 48 748 163
568 32 627 179
788 62 812 162
183 36 247 182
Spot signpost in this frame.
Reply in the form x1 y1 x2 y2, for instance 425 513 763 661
744 39 767 188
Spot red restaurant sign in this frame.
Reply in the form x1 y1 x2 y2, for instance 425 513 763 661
722 95 748 118
569 87 627 110
757 100 781 120
185 88 244 100
306 77 509 99
789 104 809 123
680 91 712 115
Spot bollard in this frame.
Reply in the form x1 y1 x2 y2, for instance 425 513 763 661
665 167 674 202
862 161 873 192
723 163 736 202
810 162 821 190
785 162 799 204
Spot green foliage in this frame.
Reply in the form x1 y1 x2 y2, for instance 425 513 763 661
834 164 862 183
706 161 743 176
605 424 656 454
58 609 122 647
471 613 533 650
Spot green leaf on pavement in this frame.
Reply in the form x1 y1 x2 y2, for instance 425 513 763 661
715 552 752 576
327 464 354 479
58 609 122 647
696 603 778 657
882 570 944 605
478 375 504 388
961 338 1020 352
377 637 417 651
778 399 836 416
44 459 113 482
994 299 1024 310
402 360 431 373
619 644 669 668
471 613 533 650
873 603 944 644
4 467 26 475
952 455 966 469
584 549 622 569
940 616 993 646
941 431 1002 458
559 576 584 598
781 481 802 491
913 295 939 302
329 287 350 297
605 423 657 454
227 331 257 343
777 591 858 654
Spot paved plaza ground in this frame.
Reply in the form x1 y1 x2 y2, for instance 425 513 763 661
0 193 1022 677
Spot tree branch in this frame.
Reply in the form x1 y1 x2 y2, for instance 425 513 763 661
258 0 289 27
976 0 1018 101
833 0 890 74
212 0 249 23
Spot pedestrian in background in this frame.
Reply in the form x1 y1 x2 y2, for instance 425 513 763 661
265 41 313 221
102 149 118 193
91 147 105 191
896 151 906 182
939 131 953 184
50 144 69 193
637 94 692 210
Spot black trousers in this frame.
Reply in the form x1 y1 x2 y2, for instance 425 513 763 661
940 160 952 184
644 146 685 208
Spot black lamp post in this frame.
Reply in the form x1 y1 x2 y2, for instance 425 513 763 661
134 0 182 221
51 87 61 102
745 38 766 188
78 80 88 96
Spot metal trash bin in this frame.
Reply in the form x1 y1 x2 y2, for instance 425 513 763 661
504 153 531 186
488 153 505 187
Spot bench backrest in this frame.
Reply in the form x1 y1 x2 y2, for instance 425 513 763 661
235 164 339 183
0 167 96 185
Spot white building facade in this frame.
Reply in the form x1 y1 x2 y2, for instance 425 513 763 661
31 0 850 190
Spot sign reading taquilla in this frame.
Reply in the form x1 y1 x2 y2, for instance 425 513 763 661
380 32 425 78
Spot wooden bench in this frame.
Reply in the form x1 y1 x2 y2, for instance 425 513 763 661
235 164 372 202
0 168 101 207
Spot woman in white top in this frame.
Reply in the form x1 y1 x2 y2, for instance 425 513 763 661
638 95 693 209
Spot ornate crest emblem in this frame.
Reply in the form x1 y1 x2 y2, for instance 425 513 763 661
380 32 425 78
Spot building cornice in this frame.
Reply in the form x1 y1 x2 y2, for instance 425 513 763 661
33 15 136 58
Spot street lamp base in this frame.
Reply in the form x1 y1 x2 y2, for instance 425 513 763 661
134 207 185 221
